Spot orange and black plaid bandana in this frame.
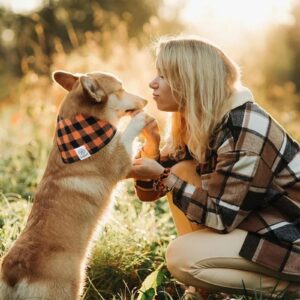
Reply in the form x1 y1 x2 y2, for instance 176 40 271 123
56 113 117 163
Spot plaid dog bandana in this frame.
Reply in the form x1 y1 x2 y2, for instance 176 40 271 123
56 113 117 163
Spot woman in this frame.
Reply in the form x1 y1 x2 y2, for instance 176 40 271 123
130 36 300 297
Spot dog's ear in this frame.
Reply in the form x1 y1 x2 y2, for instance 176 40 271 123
52 71 79 91
80 76 107 103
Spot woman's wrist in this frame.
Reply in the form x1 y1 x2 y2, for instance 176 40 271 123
140 144 160 160
141 129 160 148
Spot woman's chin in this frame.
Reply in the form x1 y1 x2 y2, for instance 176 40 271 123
155 102 177 112
156 104 166 111
155 102 163 110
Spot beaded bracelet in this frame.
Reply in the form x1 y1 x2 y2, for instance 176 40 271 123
153 168 171 195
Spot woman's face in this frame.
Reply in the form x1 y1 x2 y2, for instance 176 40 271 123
149 73 179 112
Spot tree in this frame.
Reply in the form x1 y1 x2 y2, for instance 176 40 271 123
0 0 162 76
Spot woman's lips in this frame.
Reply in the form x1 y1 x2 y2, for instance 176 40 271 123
152 94 159 99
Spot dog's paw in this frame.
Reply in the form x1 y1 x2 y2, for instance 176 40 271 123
130 111 153 133
121 112 154 152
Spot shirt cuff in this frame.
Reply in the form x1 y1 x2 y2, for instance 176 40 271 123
135 179 154 190
162 172 178 191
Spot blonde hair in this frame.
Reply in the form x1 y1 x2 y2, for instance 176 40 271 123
155 35 241 162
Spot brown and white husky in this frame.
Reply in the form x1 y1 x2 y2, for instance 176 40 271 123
0 71 151 300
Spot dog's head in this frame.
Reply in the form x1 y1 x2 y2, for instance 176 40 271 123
53 71 147 125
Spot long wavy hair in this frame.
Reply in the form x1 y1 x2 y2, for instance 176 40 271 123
155 35 241 162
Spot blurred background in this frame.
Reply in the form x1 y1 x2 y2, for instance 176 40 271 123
0 0 299 299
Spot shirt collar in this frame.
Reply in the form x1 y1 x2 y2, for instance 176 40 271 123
229 85 254 110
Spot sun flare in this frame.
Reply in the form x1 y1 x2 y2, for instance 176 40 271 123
180 0 294 30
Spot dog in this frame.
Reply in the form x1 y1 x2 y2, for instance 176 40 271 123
0 71 150 300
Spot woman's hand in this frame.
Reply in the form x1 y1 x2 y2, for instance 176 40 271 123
141 118 160 148
131 110 160 157
128 157 164 180
141 120 161 158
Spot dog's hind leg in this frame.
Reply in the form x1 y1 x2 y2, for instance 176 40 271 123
0 280 14 300
14 280 75 300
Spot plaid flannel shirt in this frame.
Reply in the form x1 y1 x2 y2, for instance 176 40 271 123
136 96 300 275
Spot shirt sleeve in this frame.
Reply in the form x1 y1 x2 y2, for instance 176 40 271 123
168 149 274 232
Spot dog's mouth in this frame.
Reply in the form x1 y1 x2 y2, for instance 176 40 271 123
123 109 139 116
118 109 136 118
124 109 136 113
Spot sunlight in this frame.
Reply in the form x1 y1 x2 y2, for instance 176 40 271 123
180 0 294 30
158 0 297 59
0 0 43 13
0 0 294 30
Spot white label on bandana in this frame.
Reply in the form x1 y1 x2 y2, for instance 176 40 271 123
75 145 91 160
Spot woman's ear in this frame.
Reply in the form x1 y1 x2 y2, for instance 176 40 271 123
52 71 79 91
80 75 107 103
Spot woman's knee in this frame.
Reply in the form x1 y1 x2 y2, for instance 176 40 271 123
166 237 216 289
166 238 182 271
165 237 193 281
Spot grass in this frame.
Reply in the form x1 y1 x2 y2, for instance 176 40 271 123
0 193 31 254
82 182 177 299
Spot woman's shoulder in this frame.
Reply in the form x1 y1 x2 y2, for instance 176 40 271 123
226 101 274 138
227 100 265 123
224 101 300 155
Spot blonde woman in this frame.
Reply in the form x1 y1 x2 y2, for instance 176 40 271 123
129 36 300 297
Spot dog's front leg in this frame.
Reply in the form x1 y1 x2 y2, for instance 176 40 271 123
121 112 150 156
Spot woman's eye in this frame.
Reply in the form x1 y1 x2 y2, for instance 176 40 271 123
159 75 164 79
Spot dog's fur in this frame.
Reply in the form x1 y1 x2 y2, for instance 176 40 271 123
0 71 149 300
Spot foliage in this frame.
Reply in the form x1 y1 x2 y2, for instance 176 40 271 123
263 3 300 92
0 193 30 254
0 188 184 300
81 182 177 299
0 0 184 80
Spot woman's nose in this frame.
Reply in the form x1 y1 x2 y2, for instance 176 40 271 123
149 78 158 89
